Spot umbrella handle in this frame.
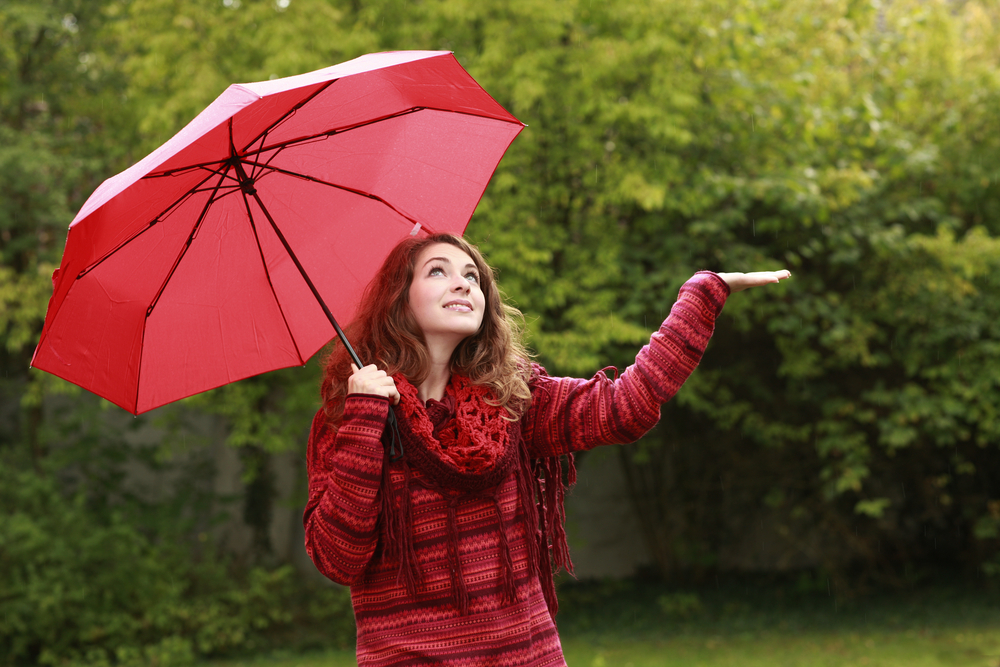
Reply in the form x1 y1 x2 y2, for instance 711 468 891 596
303 261 405 461
329 319 404 461
328 317 403 461
326 316 403 461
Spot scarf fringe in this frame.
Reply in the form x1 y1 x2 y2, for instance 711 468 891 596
445 500 470 614
381 461 422 596
530 452 576 616
493 496 517 606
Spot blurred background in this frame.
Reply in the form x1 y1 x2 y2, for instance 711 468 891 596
2 0 999 665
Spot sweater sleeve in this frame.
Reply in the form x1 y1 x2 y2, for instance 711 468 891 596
302 395 388 585
522 271 729 458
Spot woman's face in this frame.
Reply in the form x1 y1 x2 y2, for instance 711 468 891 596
408 243 486 347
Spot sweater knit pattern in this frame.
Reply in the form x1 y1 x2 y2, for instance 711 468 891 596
303 272 729 666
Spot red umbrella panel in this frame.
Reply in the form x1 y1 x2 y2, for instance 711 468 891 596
32 51 524 415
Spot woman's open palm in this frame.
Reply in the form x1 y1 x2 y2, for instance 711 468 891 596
716 270 791 293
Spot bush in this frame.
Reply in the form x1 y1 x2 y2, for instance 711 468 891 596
0 466 354 666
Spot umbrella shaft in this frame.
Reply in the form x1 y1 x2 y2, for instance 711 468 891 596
234 158 400 460
242 185 363 369
250 186 405 459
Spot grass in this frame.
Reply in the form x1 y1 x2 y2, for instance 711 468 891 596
209 576 1000 666
562 630 1000 667
557 576 1000 667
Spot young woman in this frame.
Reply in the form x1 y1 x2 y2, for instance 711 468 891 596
304 233 789 666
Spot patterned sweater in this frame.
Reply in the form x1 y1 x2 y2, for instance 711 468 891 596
303 272 729 666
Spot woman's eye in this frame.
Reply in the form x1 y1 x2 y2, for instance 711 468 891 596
429 267 444 276
465 273 479 284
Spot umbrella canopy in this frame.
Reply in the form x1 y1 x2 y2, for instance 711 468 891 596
32 51 523 414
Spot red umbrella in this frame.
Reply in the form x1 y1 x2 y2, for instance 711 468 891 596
31 51 523 415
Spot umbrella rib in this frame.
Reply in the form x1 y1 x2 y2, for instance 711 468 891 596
242 79 339 158
77 167 226 279
238 159 427 232
192 183 241 195
144 166 230 319
246 107 424 157
235 184 306 366
144 108 423 180
146 107 519 181
245 106 521 157
144 162 227 181
250 144 287 180
132 166 230 413
140 95 347 181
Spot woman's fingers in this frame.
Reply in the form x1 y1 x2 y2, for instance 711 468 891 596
348 364 398 402
717 270 791 293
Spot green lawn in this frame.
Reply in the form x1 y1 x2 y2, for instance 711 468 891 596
213 631 999 667
562 630 1000 666
209 579 1000 666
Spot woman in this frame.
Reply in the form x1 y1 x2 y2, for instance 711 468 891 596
304 233 789 666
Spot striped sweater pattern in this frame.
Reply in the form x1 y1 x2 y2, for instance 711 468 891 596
303 272 729 666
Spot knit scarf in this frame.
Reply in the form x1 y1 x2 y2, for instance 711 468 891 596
378 374 575 616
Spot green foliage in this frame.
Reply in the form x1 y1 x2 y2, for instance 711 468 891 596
657 592 704 619
0 459 353 667
415 0 1000 582
109 0 375 153
0 262 54 355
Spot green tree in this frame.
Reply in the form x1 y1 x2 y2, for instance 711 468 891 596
0 0 131 465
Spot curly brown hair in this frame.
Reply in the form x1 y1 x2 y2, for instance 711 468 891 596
320 234 532 427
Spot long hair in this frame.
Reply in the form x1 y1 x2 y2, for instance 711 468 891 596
320 234 532 427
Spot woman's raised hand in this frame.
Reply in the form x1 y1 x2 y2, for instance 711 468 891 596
716 270 791 293
348 364 401 405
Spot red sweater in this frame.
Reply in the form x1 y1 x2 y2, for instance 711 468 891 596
303 272 729 666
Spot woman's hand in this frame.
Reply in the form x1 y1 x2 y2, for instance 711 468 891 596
716 270 791 293
348 364 400 405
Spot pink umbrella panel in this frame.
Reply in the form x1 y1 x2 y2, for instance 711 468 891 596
32 51 524 415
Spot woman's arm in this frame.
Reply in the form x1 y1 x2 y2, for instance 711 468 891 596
302 395 388 585
522 271 731 457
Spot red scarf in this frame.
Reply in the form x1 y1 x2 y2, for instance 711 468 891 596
395 374 516 481
379 374 574 616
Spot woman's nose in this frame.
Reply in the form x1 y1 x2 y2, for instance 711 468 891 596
451 276 471 292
